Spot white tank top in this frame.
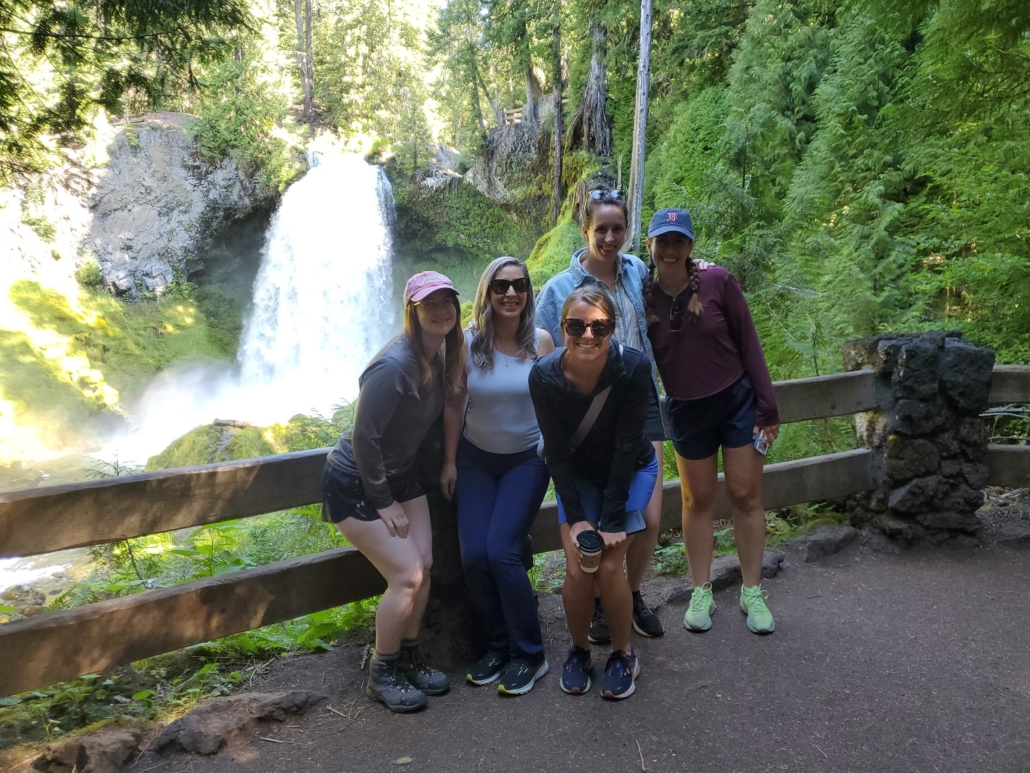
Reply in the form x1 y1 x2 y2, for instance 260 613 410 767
463 328 542 454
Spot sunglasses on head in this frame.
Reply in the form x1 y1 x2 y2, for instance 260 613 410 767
562 317 615 339
489 277 531 295
588 189 624 204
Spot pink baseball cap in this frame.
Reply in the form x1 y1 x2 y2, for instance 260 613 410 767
404 271 459 304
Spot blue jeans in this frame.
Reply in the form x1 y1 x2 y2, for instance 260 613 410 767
456 435 550 661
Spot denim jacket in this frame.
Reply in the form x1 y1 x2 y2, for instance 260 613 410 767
536 248 660 395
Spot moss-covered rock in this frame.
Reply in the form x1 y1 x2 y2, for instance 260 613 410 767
145 423 282 470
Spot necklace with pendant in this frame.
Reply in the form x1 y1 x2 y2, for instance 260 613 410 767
499 344 514 368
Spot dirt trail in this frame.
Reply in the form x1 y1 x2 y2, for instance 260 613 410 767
131 539 1030 773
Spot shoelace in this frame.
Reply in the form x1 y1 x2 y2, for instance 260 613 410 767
386 665 416 692
688 588 711 612
607 653 632 678
563 649 588 671
741 587 770 611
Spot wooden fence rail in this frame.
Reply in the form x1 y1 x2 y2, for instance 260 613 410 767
0 365 1027 697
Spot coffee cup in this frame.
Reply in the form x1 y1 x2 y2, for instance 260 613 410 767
576 529 604 573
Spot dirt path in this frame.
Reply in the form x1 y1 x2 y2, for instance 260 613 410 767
134 540 1030 773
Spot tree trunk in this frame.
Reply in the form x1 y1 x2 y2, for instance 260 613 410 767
567 21 611 158
481 78 507 127
294 0 312 119
550 13 564 227
523 63 539 125
303 0 314 118
627 0 653 251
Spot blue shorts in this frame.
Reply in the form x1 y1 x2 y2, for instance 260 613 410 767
666 376 757 460
556 455 659 534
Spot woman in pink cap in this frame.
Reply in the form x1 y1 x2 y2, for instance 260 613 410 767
323 270 462 713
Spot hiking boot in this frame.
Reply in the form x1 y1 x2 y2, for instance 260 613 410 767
588 599 611 644
497 658 549 696
466 652 508 686
600 650 640 700
740 585 776 635
631 592 665 638
683 582 716 632
559 645 594 695
398 640 450 696
366 649 427 713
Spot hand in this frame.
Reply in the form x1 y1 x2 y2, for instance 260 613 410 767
695 259 715 270
440 462 457 501
754 424 780 444
377 502 409 538
599 530 627 550
569 520 595 560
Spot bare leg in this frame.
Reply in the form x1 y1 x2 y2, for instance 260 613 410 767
337 510 426 654
399 496 434 640
625 440 665 592
722 445 767 587
560 524 595 650
675 452 719 586
595 537 634 652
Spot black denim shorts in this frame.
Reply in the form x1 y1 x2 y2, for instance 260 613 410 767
644 382 668 442
321 463 424 524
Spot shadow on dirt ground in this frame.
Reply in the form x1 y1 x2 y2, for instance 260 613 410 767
106 536 1030 773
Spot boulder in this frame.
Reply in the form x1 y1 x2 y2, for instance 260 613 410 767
885 437 940 481
960 461 990 490
893 339 940 400
940 338 995 415
888 475 942 514
790 525 859 562
34 727 141 773
155 691 324 756
893 399 947 436
916 511 982 534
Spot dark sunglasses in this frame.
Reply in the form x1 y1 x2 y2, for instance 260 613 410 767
489 277 531 295
588 189 624 203
562 317 615 338
669 293 689 333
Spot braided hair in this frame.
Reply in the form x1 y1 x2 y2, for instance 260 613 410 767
643 246 704 328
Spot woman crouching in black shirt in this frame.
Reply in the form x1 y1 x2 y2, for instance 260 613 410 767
529 285 657 701
323 271 462 713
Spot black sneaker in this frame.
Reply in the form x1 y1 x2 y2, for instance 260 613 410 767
466 652 508 686
632 592 665 638
588 600 611 644
367 650 427 713
600 649 639 700
559 645 594 695
397 643 450 696
497 658 549 696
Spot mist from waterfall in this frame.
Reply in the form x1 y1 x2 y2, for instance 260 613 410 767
105 153 397 464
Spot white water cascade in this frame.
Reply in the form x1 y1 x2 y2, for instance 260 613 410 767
105 153 397 464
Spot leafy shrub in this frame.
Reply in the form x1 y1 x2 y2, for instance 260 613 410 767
75 260 103 288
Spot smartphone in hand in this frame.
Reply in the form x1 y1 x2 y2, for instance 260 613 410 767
753 430 770 456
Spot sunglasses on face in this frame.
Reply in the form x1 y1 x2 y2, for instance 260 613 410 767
562 317 614 338
588 189 624 204
489 277 531 295
414 297 454 313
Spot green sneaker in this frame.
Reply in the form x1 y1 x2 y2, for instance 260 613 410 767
683 583 715 632
740 585 775 635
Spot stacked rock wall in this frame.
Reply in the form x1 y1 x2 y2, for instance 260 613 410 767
843 331 995 542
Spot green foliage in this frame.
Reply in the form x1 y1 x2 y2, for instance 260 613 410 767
526 217 582 287
393 178 533 261
187 38 301 190
0 0 251 184
74 261 103 289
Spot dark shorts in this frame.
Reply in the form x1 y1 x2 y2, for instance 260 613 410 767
666 376 757 461
644 382 667 442
321 463 424 524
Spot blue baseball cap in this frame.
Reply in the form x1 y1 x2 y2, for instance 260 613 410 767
648 208 694 241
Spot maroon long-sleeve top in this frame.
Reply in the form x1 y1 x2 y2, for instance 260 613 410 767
648 266 780 426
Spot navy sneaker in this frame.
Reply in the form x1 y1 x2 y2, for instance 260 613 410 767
466 652 508 686
497 658 549 696
588 600 611 644
600 650 639 700
559 645 594 695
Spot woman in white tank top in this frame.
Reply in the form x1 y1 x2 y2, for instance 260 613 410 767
441 257 554 696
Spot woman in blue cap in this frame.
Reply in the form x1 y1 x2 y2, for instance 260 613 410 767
643 208 781 635
323 270 462 712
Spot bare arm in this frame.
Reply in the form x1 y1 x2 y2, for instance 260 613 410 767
440 334 469 500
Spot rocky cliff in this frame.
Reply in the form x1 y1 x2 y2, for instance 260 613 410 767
2 112 276 298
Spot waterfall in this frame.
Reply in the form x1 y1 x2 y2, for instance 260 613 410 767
237 153 396 415
103 153 397 463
